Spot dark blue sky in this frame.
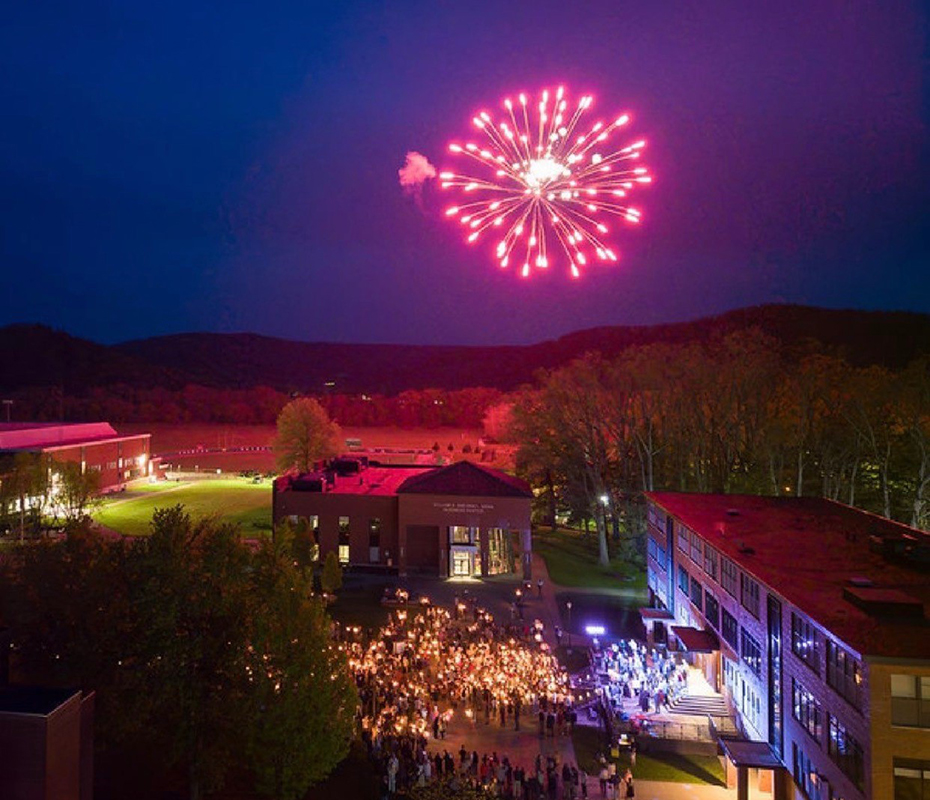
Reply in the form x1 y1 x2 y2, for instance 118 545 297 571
1 1 927 345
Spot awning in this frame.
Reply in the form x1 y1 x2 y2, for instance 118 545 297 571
671 625 719 653
638 607 674 621
719 738 784 770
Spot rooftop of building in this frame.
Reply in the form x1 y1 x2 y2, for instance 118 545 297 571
0 422 149 452
0 686 80 716
397 461 533 498
646 492 930 661
277 459 533 499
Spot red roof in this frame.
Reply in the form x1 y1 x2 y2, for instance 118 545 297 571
0 422 149 451
647 492 930 661
397 461 533 498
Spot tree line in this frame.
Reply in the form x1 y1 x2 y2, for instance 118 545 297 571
501 328 930 566
5 383 502 428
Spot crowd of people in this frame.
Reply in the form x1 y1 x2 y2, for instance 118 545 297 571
345 597 590 797
347 600 573 742
594 639 688 719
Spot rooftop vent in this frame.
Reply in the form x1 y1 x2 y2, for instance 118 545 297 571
736 540 755 555
847 576 874 588
726 509 741 517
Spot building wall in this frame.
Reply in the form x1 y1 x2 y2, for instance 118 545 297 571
0 694 83 800
47 435 150 491
397 492 531 577
273 486 531 576
274 490 399 567
868 659 930 800
647 498 878 800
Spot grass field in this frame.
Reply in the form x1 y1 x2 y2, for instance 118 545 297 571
534 526 647 592
572 725 727 786
94 479 272 537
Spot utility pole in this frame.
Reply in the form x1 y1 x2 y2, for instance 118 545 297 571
1 400 11 422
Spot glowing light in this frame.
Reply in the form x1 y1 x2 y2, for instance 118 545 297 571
441 87 651 277
585 624 606 636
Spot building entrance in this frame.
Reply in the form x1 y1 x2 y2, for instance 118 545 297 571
450 548 479 577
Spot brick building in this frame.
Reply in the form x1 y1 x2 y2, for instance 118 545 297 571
644 492 930 800
273 459 533 578
0 686 95 800
0 422 151 492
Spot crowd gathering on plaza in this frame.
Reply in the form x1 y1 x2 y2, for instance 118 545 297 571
342 596 645 798
595 639 689 721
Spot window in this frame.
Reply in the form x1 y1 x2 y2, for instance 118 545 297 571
826 640 861 710
450 525 475 544
740 573 760 618
690 530 703 564
721 607 739 650
741 628 762 677
827 715 864 791
648 536 658 561
690 576 703 611
368 518 381 547
793 744 822 800
704 592 720 630
703 543 718 581
792 679 823 742
678 565 690 594
791 613 820 674
338 516 350 564
721 557 738 597
368 518 382 563
895 758 930 800
677 521 688 552
891 674 930 728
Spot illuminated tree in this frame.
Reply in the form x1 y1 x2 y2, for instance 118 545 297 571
273 397 341 474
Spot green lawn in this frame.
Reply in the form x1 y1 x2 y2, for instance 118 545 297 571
534 526 647 592
94 479 272 536
572 725 726 786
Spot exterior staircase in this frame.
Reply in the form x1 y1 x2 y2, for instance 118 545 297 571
669 693 731 717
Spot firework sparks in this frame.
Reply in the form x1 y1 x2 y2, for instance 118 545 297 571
441 87 651 278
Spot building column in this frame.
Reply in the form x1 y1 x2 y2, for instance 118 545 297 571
521 528 532 580
439 528 449 578
773 769 790 800
479 528 490 577
736 766 748 800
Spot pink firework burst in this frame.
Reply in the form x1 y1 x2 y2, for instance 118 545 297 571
440 86 651 278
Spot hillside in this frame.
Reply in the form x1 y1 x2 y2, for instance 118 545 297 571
2 305 929 396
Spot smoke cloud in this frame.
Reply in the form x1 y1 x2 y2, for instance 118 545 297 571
398 151 437 192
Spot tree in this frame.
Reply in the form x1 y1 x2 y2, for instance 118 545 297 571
53 460 101 524
273 397 342 473
321 549 343 594
246 541 356 798
1 451 50 540
3 507 357 800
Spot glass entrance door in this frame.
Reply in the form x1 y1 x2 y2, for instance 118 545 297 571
451 550 472 576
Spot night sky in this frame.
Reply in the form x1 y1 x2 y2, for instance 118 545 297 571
1 1 927 346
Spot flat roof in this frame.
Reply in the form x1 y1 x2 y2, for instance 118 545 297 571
278 461 532 499
0 686 80 716
280 466 430 497
647 493 930 660
672 625 719 653
719 738 784 770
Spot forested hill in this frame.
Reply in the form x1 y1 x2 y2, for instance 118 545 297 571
2 305 929 396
